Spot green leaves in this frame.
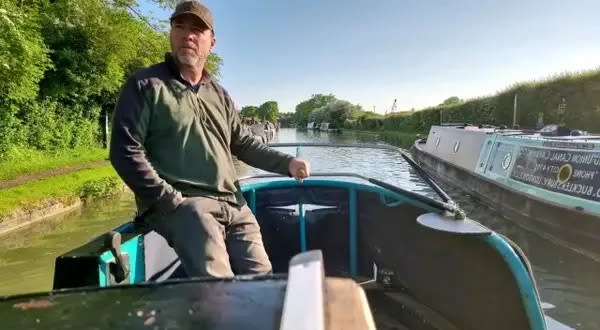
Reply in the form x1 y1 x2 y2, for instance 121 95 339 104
294 94 363 129
258 101 279 122
78 177 123 201
38 0 169 103
0 0 224 157
240 105 258 118
0 2 51 102
294 93 337 127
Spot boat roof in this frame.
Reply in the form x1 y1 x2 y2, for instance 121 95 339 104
432 125 600 143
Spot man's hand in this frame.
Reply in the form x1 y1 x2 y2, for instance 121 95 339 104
288 158 310 182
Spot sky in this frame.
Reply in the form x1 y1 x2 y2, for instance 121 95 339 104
138 0 600 114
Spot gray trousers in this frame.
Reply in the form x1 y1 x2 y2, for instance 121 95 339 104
148 196 272 278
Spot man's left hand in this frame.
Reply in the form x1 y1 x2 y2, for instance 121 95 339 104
289 158 310 182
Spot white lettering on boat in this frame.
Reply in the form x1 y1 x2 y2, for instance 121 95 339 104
572 169 596 180
509 146 600 202
550 152 571 162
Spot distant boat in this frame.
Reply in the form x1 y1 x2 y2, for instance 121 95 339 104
319 122 340 132
411 124 600 261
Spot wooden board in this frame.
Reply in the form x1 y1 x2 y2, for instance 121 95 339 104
325 278 376 330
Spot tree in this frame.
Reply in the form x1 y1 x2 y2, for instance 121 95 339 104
327 100 363 128
0 2 51 103
278 112 295 127
258 101 279 122
0 0 225 157
441 96 462 106
240 105 258 119
294 93 337 126
307 107 330 123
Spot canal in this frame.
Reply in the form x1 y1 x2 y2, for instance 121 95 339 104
0 128 597 329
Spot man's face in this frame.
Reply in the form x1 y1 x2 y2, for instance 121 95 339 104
169 15 215 67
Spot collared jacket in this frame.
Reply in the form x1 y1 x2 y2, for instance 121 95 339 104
109 53 293 216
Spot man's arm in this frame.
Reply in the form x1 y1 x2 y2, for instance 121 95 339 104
109 77 183 216
226 95 294 176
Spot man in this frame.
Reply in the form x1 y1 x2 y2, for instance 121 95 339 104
109 0 310 278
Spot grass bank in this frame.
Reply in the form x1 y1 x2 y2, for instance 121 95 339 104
0 166 125 223
0 147 108 182
342 129 422 149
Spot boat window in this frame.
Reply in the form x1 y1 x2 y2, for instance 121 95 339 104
453 140 460 153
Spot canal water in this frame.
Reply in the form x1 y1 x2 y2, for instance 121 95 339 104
0 128 597 329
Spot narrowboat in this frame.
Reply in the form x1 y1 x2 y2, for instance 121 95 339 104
411 124 600 261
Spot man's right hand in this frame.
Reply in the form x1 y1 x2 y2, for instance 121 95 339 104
288 158 310 182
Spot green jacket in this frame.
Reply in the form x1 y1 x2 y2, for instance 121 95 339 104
110 53 293 216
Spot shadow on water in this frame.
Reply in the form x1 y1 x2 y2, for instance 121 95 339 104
0 195 136 296
0 128 597 329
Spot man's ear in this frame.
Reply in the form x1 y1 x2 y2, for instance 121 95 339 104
211 36 216 50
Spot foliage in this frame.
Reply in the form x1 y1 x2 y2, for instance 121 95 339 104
257 101 279 122
278 112 295 127
377 68 600 133
440 96 462 106
38 0 161 104
0 1 52 103
307 100 362 128
79 176 123 201
325 100 363 128
294 93 337 127
305 68 600 133
356 112 384 130
0 0 224 158
240 105 258 119
376 130 421 149
307 106 330 123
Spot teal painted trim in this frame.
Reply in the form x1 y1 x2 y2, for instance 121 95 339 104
483 170 600 214
473 136 600 214
249 189 256 214
240 179 438 214
299 203 306 251
504 177 600 214
98 235 143 286
349 188 358 276
502 134 600 150
482 233 546 330
134 236 145 283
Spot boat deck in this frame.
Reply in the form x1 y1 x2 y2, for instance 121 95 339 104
1 276 380 330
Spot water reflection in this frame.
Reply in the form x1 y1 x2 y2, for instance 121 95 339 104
0 195 136 296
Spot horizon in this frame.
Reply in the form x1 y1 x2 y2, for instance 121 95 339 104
138 0 600 114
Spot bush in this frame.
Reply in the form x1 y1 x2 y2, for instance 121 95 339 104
0 0 223 157
376 68 600 133
78 177 123 201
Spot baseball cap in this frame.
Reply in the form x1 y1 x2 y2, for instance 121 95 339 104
170 1 214 32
